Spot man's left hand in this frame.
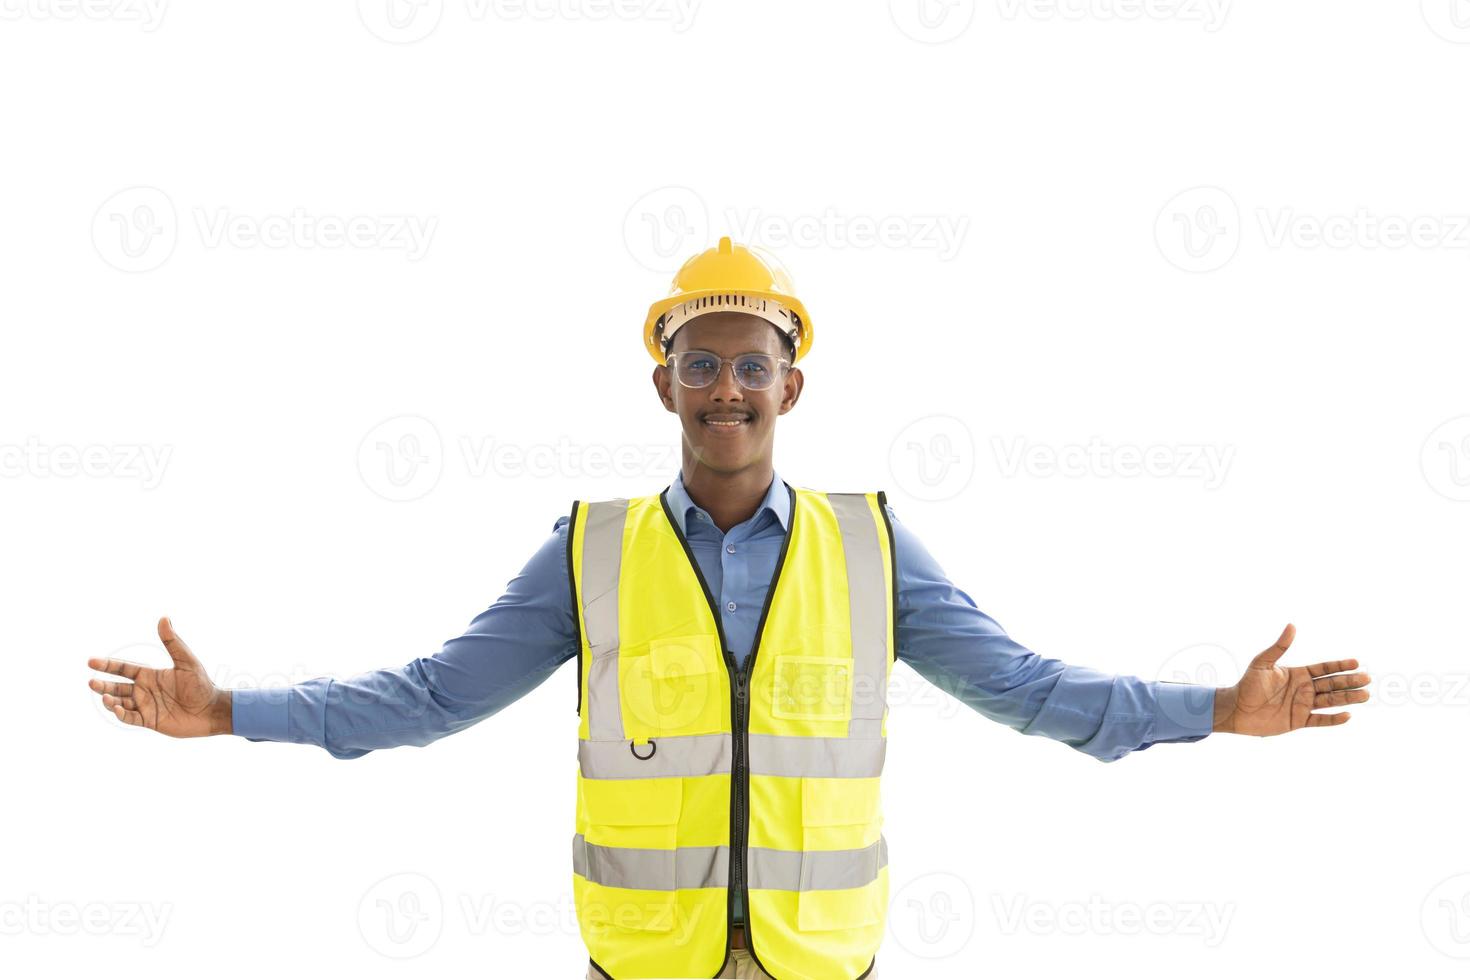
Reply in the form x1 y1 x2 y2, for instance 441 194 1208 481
1213 624 1371 735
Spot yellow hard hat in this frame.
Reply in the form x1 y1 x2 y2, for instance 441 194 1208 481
643 236 813 366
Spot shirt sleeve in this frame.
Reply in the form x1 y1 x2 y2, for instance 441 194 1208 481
230 515 579 759
885 503 1215 763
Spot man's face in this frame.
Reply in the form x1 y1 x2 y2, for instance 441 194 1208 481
653 311 803 474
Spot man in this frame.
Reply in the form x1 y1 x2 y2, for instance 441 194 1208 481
87 237 1372 980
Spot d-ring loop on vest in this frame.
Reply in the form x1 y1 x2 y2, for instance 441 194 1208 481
629 738 657 761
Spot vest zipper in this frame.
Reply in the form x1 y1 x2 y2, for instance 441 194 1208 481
730 655 752 908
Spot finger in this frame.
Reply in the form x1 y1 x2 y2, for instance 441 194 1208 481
1305 710 1351 727
157 616 200 670
101 692 138 712
89 679 135 698
1306 659 1360 678
1249 623 1296 668
107 700 148 728
1312 672 1371 693
1313 689 1370 708
87 657 146 681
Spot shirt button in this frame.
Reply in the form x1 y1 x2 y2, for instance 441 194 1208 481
726 601 737 612
726 544 736 554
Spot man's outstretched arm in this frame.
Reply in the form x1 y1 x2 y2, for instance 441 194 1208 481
889 503 1228 762
89 516 579 760
888 504 1370 760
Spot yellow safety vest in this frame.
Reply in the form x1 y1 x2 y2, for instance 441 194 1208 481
567 482 896 980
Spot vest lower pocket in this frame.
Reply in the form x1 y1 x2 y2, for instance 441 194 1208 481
582 774 684 849
577 776 684 934
795 875 883 932
575 852 681 934
795 777 883 932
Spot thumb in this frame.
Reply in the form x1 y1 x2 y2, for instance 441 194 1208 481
1249 623 1295 669
157 616 202 670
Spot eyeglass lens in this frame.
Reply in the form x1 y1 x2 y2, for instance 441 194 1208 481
674 351 782 390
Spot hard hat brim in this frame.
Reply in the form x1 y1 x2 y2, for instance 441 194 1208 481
644 288 813 366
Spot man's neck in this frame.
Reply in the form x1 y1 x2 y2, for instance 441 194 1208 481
681 462 774 535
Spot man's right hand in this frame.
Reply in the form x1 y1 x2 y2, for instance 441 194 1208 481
87 617 232 737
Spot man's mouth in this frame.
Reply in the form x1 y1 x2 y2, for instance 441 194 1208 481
702 414 750 430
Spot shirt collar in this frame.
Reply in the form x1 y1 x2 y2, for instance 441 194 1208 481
665 468 791 536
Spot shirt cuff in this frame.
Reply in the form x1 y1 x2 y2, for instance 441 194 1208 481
1150 680 1216 742
231 687 292 742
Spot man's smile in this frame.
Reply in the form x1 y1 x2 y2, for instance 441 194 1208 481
701 412 751 430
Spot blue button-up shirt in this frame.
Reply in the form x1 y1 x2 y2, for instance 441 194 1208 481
233 471 1213 915
235 468 1214 757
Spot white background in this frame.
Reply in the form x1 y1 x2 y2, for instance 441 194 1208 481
4 1 1468 977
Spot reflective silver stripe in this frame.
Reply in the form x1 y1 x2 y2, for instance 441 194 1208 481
572 835 887 893
827 493 889 738
579 733 732 779
745 733 885 778
572 834 728 890
581 499 628 741
747 837 888 892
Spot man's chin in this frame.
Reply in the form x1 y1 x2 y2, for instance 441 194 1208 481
684 432 760 468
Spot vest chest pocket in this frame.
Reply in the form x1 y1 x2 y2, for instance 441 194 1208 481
795 776 883 932
622 634 724 738
578 777 684 934
771 654 853 722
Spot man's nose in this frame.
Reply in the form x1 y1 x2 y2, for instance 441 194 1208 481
710 360 745 400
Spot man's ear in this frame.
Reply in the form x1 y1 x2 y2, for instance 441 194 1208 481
778 366 804 415
653 363 677 412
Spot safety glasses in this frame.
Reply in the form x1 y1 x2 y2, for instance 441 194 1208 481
667 349 790 391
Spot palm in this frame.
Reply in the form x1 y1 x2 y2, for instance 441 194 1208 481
87 617 224 737
1223 624 1371 736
